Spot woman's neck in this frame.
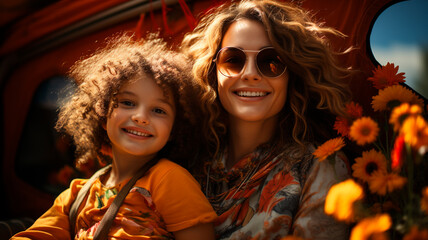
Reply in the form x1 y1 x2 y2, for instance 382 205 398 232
226 116 278 169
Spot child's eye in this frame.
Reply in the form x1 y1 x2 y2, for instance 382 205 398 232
119 100 135 107
153 108 166 115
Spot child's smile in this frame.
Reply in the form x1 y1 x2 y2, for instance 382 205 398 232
122 126 152 138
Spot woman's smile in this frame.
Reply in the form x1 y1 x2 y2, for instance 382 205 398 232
234 89 270 98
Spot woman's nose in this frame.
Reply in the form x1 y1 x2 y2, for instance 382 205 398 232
241 56 261 81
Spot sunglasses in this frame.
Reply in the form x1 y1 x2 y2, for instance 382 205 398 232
213 47 287 78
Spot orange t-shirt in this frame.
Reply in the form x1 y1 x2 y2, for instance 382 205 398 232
12 159 217 239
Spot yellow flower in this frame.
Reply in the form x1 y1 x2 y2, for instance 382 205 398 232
389 103 422 132
368 171 407 196
350 214 391 240
325 179 364 222
403 226 428 240
372 85 424 112
352 149 387 183
421 187 428 215
313 137 345 162
349 117 379 145
401 115 428 149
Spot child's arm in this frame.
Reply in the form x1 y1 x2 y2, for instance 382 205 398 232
151 160 217 239
173 223 215 240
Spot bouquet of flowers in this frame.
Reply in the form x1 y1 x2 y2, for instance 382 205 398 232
313 63 428 239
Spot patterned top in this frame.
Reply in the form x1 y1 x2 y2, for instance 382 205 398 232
12 159 217 240
204 144 350 240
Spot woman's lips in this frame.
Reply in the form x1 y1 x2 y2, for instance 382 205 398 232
234 90 270 97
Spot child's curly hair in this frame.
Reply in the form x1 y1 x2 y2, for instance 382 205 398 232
56 34 204 169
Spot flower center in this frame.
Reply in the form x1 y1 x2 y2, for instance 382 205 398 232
387 99 402 109
365 162 378 175
361 127 371 136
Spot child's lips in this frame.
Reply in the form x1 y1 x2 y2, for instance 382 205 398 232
122 127 152 137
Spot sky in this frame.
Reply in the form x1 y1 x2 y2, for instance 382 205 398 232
370 0 428 98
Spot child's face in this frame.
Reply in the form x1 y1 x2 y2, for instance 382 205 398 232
106 75 175 161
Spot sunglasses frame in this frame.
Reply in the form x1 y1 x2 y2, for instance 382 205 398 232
213 46 287 78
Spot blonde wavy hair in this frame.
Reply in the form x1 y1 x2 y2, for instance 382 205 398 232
181 0 352 157
56 34 204 169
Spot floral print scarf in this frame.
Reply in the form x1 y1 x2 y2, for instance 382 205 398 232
202 143 349 239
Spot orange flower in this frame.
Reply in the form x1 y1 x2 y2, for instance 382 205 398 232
333 102 363 138
334 117 350 138
403 226 428 240
349 117 379 145
352 149 387 183
368 62 405 89
350 214 391 240
334 102 363 138
313 137 345 162
400 115 428 149
389 103 422 132
368 171 407 196
372 85 424 112
346 101 364 119
391 135 405 171
325 179 364 222
421 187 428 215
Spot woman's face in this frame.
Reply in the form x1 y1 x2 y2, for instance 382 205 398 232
216 18 289 124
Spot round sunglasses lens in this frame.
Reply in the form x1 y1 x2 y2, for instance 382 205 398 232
257 49 286 77
217 48 246 77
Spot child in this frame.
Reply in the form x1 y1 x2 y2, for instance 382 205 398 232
12 35 217 240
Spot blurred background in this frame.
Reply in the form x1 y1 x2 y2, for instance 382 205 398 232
370 0 428 99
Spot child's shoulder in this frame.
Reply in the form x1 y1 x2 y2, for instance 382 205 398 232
69 177 91 191
151 158 190 175
142 158 197 185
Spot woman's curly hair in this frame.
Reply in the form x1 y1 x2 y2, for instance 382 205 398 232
56 34 204 169
181 0 352 158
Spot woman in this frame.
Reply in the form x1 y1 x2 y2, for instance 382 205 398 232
181 0 352 239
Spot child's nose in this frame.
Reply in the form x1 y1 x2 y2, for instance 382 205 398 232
131 111 149 125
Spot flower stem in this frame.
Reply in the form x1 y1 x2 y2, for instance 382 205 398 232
405 143 414 226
